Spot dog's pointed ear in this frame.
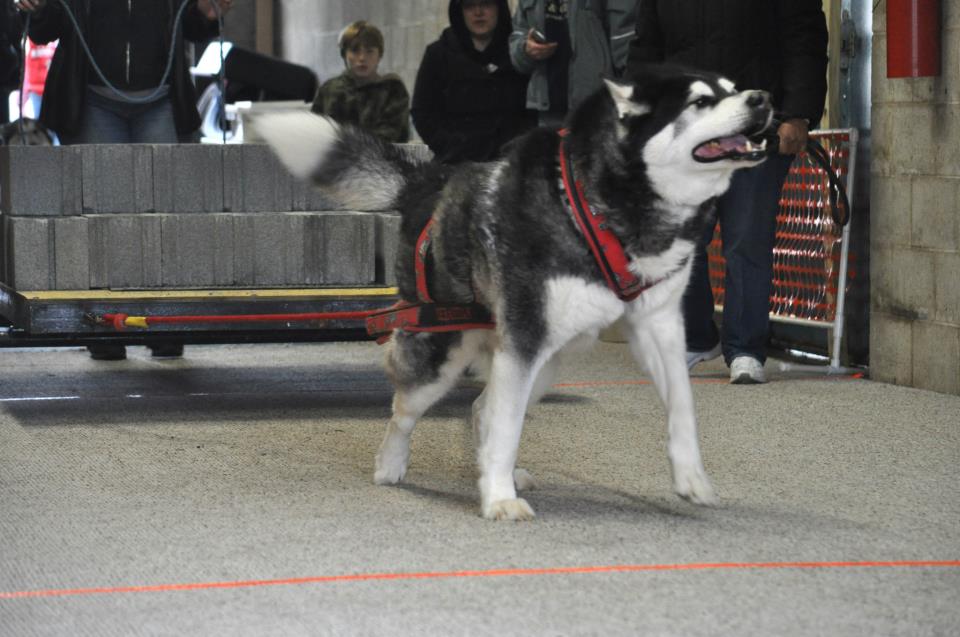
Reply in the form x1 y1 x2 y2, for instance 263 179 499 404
603 78 651 120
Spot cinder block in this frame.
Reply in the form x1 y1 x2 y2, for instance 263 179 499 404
871 246 935 320
869 175 912 249
911 176 960 251
869 312 913 387
153 145 224 213
0 146 82 216
87 215 162 289
6 216 52 289
934 107 960 176
160 214 216 287
159 213 241 287
250 213 290 285
934 252 960 326
312 212 376 285
375 213 401 285
913 322 960 395
212 214 237 286
231 214 256 286
53 217 89 290
223 144 293 212
887 105 938 176
81 145 154 213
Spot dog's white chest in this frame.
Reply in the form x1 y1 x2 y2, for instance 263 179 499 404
542 277 624 346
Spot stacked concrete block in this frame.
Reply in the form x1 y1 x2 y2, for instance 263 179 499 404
81 145 154 213
0 145 82 216
1 141 404 292
223 143 294 212
153 144 224 213
88 215 163 289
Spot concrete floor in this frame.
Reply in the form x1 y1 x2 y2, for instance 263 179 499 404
1 341 958 636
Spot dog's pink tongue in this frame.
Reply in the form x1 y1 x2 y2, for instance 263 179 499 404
695 134 750 158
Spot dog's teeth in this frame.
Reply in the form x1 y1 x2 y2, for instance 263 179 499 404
759 139 767 150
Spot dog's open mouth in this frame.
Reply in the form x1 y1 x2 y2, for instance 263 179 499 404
692 135 768 163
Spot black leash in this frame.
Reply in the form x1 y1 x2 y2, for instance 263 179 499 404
764 120 851 227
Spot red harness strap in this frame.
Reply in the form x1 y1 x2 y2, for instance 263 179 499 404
366 219 495 342
366 301 495 343
558 129 652 302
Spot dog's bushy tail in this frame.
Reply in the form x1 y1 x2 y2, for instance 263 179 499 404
252 112 417 212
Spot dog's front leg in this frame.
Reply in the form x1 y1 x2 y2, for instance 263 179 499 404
624 304 718 505
476 350 539 520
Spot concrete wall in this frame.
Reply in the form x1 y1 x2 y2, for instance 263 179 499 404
277 0 450 100
870 2 960 395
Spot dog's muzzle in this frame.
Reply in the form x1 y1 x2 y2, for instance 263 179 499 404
692 90 774 163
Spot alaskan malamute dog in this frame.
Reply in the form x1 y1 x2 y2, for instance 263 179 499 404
255 65 772 520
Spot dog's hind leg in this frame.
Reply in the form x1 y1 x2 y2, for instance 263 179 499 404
475 349 547 520
375 331 484 485
624 303 718 505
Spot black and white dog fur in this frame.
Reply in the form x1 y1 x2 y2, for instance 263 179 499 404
254 65 772 520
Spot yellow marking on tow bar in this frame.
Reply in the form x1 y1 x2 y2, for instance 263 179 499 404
124 317 150 328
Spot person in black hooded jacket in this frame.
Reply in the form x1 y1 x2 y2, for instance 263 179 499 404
412 0 535 164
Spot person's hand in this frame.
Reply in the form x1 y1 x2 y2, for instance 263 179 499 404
777 118 809 155
524 28 558 61
13 0 47 12
197 0 232 21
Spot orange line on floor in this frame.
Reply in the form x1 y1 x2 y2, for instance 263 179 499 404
2 560 957 600
554 373 864 388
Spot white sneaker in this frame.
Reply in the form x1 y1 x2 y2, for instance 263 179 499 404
686 343 722 370
729 356 766 384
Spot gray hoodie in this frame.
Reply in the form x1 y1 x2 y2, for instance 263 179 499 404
509 0 637 113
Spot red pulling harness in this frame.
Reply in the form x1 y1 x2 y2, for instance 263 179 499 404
366 130 654 341
366 216 495 342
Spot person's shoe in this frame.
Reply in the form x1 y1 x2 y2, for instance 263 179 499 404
149 343 184 358
729 356 766 384
87 344 126 361
686 343 722 370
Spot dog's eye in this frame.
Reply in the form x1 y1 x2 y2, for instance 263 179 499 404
690 97 714 109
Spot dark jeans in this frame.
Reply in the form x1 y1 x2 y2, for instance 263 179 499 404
61 88 178 144
683 153 794 364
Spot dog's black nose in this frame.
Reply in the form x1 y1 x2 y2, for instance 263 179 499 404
746 91 770 108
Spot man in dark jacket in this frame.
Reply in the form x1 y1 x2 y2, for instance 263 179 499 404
16 0 227 143
412 0 535 164
627 0 828 384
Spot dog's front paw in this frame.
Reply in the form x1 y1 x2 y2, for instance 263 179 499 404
482 498 536 521
374 448 409 485
673 466 718 506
